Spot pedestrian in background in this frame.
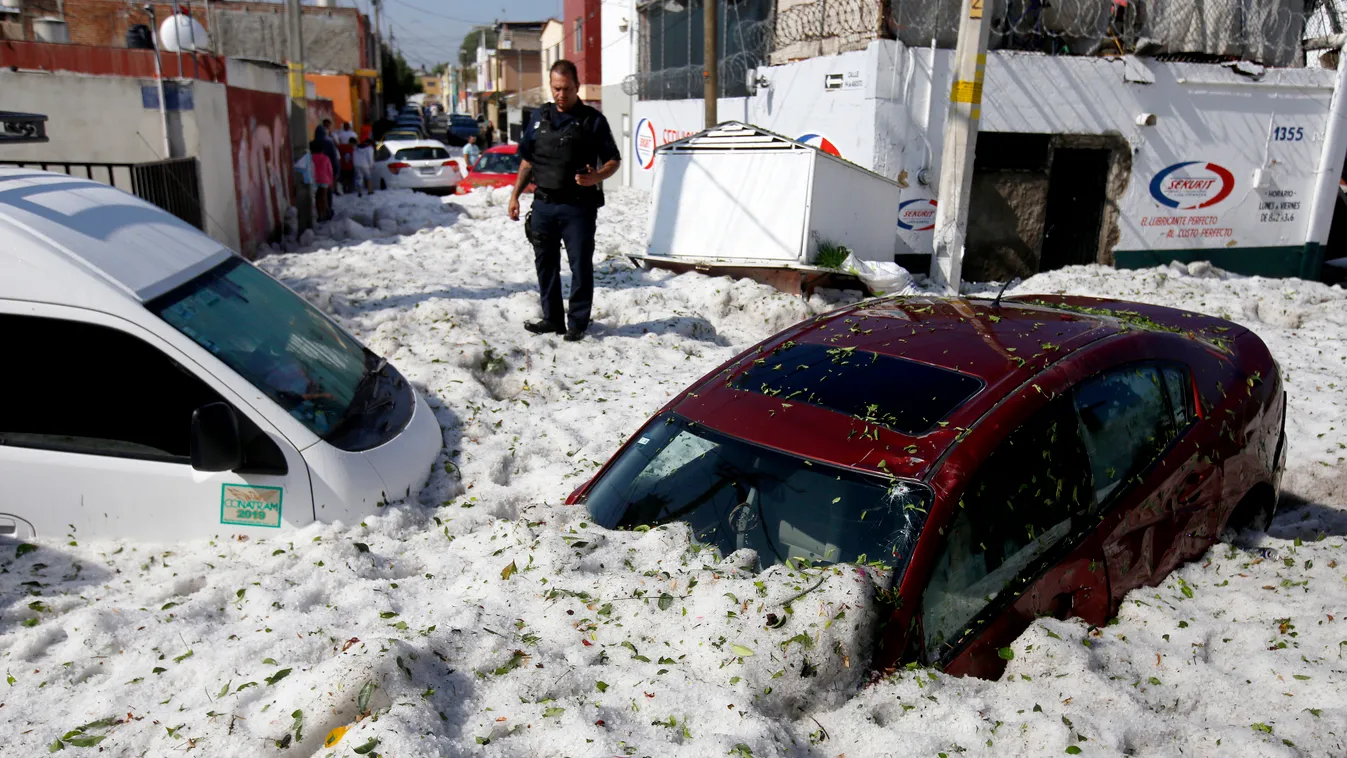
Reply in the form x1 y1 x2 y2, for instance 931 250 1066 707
310 139 333 222
354 139 375 196
338 137 356 195
335 121 358 146
318 119 342 195
508 59 620 342
463 135 481 170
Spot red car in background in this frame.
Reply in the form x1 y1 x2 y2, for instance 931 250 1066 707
455 144 534 195
569 295 1287 680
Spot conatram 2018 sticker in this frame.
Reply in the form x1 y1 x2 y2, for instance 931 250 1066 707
220 483 283 528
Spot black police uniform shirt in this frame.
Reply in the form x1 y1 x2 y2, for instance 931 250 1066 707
518 101 620 208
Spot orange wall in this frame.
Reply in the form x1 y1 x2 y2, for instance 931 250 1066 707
306 73 365 130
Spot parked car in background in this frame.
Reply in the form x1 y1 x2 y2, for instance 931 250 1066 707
447 114 483 146
372 140 462 194
569 295 1286 680
0 169 442 541
381 127 423 143
429 113 450 142
456 144 533 195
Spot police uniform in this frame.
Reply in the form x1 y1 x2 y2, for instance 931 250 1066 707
519 101 620 336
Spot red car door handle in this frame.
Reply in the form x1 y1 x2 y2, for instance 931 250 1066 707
1047 592 1073 620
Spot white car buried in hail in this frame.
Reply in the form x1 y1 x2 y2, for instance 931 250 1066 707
372 140 463 193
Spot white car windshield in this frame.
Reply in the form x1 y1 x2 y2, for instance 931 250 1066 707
149 257 372 438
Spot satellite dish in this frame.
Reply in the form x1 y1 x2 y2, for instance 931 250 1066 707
158 13 209 53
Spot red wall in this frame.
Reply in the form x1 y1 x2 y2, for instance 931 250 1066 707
0 40 225 81
563 0 601 85
306 99 337 142
227 86 293 259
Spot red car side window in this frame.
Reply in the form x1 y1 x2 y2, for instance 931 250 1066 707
1073 365 1178 507
921 397 1094 659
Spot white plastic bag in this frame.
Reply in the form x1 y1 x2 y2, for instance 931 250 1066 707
842 253 914 296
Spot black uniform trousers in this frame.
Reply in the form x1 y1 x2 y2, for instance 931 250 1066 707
528 195 597 331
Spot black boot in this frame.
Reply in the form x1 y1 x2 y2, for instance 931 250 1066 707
525 320 565 335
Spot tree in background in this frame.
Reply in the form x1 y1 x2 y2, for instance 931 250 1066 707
381 47 423 108
430 62 448 77
458 27 497 67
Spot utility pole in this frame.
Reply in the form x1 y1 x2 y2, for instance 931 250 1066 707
373 0 384 117
285 0 313 233
144 5 172 158
703 0 717 128
928 0 992 293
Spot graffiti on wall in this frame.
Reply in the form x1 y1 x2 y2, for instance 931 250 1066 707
306 99 337 141
227 87 292 258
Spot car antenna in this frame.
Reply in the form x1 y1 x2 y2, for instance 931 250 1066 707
991 278 1014 308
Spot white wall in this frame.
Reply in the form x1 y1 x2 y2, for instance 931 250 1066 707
632 46 879 192
600 0 636 86
633 40 1341 258
183 81 241 252
600 0 637 188
225 58 288 96
0 71 241 252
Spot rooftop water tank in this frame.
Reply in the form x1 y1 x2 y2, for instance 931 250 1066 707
158 13 210 53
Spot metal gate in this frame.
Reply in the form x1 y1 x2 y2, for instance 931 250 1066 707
0 157 204 231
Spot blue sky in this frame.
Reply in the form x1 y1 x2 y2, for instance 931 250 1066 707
344 0 565 70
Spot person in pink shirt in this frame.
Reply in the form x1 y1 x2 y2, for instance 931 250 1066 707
309 138 334 221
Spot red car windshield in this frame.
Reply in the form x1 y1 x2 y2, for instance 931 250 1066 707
584 414 932 576
473 152 522 174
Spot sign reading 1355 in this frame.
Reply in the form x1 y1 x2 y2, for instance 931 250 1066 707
1272 126 1304 141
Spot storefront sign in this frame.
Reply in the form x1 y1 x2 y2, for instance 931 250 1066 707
897 198 938 231
798 133 842 158
1149 161 1235 210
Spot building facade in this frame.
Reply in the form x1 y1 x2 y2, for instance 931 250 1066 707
564 0 602 102
615 0 1346 279
541 19 564 84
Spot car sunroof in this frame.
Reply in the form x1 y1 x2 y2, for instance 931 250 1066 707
733 342 983 435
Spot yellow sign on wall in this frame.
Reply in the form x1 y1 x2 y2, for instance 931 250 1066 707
288 61 307 104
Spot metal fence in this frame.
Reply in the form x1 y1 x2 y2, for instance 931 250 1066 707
626 0 1342 100
0 158 204 231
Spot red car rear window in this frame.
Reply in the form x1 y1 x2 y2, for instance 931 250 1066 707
733 342 983 435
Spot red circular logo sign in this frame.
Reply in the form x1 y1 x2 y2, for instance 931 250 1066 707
897 198 938 231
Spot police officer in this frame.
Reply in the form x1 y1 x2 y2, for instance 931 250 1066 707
509 59 621 342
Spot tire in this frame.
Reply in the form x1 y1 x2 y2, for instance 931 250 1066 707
1221 484 1277 541
380 179 387 190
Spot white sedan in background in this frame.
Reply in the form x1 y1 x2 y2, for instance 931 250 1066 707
372 140 464 194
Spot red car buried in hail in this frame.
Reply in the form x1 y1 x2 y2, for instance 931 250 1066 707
568 294 1287 679
455 144 535 195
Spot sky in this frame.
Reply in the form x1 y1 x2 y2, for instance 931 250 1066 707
343 0 566 70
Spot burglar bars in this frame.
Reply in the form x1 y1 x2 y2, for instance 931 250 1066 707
0 157 205 232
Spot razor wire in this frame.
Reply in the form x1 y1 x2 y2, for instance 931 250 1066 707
623 0 776 99
886 0 1318 67
627 0 1336 100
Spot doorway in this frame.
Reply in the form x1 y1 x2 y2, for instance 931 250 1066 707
1041 148 1111 270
